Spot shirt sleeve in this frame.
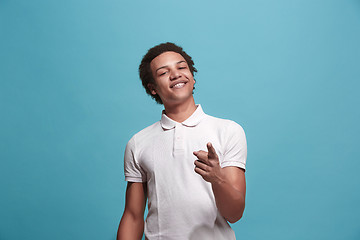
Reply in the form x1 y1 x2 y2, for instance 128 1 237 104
124 136 147 182
220 121 247 171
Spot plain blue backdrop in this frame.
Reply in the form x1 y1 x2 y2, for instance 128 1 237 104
1 0 359 239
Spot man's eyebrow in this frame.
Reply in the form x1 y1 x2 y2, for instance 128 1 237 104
156 60 187 72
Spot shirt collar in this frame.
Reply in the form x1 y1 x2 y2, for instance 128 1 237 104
160 104 206 130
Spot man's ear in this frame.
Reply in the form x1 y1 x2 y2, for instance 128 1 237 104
147 83 157 95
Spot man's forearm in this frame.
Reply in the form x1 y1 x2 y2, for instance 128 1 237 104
211 175 245 223
117 212 144 240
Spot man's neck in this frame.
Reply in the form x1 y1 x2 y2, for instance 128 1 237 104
163 98 197 123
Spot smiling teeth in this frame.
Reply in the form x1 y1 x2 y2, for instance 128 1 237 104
173 83 185 88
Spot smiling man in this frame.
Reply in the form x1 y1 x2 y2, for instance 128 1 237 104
117 42 247 240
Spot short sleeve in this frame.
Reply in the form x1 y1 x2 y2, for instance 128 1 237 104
124 137 147 182
220 121 247 171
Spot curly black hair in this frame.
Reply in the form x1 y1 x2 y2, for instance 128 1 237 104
139 42 197 104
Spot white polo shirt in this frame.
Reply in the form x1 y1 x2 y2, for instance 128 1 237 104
124 105 247 240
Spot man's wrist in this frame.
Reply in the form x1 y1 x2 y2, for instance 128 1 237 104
211 169 227 186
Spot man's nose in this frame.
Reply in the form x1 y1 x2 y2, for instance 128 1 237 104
170 69 181 80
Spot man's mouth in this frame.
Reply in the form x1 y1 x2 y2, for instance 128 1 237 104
170 81 187 89
173 82 185 88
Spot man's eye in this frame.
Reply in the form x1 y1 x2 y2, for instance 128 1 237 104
159 71 167 76
179 67 186 69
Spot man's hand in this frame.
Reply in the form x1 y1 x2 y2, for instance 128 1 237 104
193 142 225 184
193 142 246 223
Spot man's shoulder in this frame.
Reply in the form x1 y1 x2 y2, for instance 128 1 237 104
205 114 244 131
128 121 162 144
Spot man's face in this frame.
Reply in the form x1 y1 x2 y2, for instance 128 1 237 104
149 51 195 106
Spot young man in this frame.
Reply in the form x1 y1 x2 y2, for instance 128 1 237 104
117 42 247 240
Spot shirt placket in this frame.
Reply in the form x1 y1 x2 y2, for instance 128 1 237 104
173 122 185 156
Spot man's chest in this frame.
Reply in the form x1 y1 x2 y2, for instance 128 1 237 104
136 126 226 179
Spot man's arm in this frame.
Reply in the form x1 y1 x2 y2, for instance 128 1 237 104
117 182 147 240
193 143 246 223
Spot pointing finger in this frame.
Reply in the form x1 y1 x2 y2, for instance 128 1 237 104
207 142 217 159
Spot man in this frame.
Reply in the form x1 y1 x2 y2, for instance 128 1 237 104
117 42 247 240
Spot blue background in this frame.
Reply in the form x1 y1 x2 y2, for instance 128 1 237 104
1 0 359 239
